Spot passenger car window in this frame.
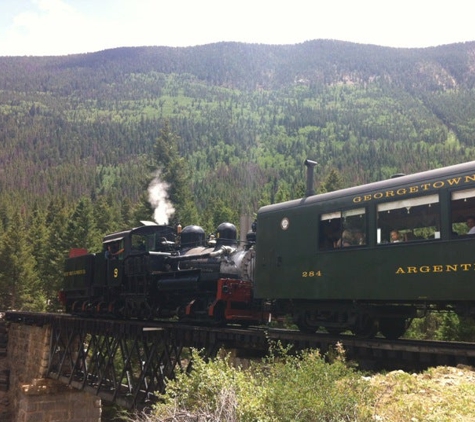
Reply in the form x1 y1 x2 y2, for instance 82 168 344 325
451 188 475 236
377 194 440 243
319 208 366 249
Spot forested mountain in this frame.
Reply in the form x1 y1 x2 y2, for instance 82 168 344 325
1 39 475 310
1 40 475 210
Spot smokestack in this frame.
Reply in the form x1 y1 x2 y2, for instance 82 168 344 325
304 159 317 197
240 215 252 244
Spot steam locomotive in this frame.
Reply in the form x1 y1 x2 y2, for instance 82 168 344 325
60 221 268 325
60 160 475 339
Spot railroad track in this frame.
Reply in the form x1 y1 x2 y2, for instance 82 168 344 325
6 311 475 371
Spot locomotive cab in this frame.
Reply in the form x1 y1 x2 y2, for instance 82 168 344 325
60 224 179 316
103 236 125 288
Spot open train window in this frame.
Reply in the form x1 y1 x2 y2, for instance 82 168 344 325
319 208 366 250
104 239 125 259
131 234 147 251
377 194 440 244
450 188 475 236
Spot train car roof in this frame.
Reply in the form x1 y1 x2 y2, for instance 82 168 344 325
258 160 475 215
102 224 175 244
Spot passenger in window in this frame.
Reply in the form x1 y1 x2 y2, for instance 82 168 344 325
353 230 365 245
467 217 475 234
320 223 339 249
107 242 124 258
336 230 353 247
390 230 401 243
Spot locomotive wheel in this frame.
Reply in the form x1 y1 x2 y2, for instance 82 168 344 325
379 318 407 340
108 301 124 318
352 315 378 338
71 301 80 314
296 313 319 334
96 302 109 315
140 303 153 320
212 301 226 326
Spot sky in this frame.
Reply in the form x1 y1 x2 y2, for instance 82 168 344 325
1 0 474 57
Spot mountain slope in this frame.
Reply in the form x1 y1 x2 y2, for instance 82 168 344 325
0 40 474 214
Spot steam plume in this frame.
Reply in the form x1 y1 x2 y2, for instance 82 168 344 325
148 171 175 225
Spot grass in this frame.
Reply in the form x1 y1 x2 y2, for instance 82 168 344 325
369 366 475 421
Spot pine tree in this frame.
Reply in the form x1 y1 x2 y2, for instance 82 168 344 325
205 197 238 233
146 120 199 226
43 198 72 309
94 194 124 236
121 196 137 228
30 204 50 293
66 197 101 251
0 211 45 311
292 180 306 199
133 192 156 225
275 181 291 203
319 168 344 193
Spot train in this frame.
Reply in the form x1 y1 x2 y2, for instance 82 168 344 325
60 159 475 339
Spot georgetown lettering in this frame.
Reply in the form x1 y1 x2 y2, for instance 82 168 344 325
395 264 475 274
353 174 475 203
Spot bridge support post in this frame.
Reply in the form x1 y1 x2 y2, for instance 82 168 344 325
8 322 102 422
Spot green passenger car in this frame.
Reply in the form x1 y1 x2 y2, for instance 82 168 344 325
255 160 475 338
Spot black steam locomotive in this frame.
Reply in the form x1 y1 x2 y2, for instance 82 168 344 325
60 160 475 339
60 221 268 325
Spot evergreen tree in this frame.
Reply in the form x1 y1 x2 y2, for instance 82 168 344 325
94 195 124 236
319 168 344 193
121 196 137 228
0 201 11 236
133 192 155 225
0 211 45 311
275 181 290 203
66 197 101 252
209 198 238 231
43 198 72 309
30 204 50 293
147 120 198 226
292 180 306 199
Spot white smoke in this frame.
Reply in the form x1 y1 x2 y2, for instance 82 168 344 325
147 171 175 225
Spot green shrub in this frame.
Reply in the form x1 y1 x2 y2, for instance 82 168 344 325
405 312 475 342
152 349 268 421
262 347 373 421
150 345 374 422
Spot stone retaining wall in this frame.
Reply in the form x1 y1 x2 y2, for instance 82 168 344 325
6 321 102 422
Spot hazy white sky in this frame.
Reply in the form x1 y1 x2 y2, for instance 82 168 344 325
1 0 474 56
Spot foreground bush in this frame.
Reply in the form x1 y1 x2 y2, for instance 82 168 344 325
147 344 374 422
